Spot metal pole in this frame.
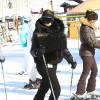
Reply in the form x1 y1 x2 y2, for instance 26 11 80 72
2 0 5 22
15 0 19 34
42 55 56 100
0 44 7 100
50 0 54 11
1 62 7 100
69 69 74 99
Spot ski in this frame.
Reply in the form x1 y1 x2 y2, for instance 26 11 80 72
87 94 100 100
70 93 100 100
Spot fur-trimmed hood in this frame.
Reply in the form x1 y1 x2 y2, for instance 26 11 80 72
80 17 95 29
32 17 67 52
35 17 65 37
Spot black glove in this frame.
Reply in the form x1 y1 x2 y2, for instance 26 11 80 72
32 45 45 57
0 56 5 63
39 45 45 54
71 61 77 69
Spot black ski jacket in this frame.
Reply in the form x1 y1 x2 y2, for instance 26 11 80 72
31 17 74 64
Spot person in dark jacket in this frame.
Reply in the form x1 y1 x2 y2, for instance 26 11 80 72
75 10 100 99
30 9 77 100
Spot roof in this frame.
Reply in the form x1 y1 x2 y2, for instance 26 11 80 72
67 0 100 15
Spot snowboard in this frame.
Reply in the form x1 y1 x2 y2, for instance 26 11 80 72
70 93 100 100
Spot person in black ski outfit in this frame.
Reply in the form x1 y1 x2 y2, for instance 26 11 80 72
30 9 77 100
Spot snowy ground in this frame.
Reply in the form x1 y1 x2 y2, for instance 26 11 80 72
0 39 100 100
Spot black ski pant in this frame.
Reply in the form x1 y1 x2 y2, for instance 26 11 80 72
76 56 98 95
33 58 61 100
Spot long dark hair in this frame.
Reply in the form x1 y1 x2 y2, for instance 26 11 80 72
85 10 98 21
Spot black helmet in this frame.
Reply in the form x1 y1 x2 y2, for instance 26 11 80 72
41 9 54 24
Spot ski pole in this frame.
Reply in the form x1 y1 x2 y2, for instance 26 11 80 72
1 61 8 100
42 54 56 100
69 68 74 99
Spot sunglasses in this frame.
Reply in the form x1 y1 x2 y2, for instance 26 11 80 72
41 16 54 24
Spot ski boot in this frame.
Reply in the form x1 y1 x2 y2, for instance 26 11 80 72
24 78 41 89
